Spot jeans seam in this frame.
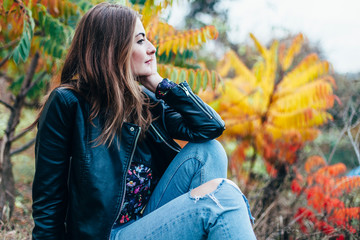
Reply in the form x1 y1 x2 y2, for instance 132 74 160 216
154 154 204 209
201 166 205 184
221 180 256 224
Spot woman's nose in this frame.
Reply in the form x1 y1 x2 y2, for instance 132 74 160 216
147 41 156 55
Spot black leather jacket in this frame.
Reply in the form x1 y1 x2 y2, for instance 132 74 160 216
32 81 225 240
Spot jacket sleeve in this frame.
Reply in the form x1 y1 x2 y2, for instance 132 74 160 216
160 81 225 142
32 89 73 240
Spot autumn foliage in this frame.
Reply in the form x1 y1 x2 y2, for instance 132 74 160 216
292 156 360 238
207 33 338 178
1 1 358 239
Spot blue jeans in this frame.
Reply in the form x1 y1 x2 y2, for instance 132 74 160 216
110 140 256 239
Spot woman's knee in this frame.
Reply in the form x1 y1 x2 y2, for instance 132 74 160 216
185 140 228 167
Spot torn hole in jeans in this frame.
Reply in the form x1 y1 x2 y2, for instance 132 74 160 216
189 179 226 207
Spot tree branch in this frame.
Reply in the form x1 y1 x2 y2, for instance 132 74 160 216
19 52 40 98
328 102 355 164
10 138 36 156
5 52 40 138
10 124 36 142
0 99 13 110
347 128 360 165
354 122 360 147
253 201 277 230
23 71 47 96
0 38 20 51
0 55 10 68
328 126 347 164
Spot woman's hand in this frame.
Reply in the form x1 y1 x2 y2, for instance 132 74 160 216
138 72 163 93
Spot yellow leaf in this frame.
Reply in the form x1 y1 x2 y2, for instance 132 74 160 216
206 26 218 39
250 33 268 59
281 33 304 71
171 37 179 54
200 28 207 43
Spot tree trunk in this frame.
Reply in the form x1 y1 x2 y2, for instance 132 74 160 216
252 162 288 221
0 136 16 222
0 52 39 222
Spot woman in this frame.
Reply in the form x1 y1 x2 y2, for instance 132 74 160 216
32 2 256 240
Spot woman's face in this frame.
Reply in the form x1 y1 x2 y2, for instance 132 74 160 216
131 18 157 77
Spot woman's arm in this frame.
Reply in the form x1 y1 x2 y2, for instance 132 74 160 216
140 69 225 141
142 75 225 142
32 89 73 240
160 81 225 142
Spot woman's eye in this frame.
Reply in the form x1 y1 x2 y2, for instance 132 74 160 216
137 39 145 44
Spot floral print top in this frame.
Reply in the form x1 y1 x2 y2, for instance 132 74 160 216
115 79 176 226
115 162 155 225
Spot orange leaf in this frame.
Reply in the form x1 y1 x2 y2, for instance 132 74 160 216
304 156 326 173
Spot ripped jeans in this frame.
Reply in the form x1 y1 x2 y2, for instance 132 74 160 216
110 140 256 240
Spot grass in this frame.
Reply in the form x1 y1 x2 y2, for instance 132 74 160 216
0 182 33 240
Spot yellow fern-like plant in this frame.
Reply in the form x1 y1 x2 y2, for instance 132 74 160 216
211 33 337 175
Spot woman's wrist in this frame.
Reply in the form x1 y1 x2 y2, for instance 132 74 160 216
155 78 177 99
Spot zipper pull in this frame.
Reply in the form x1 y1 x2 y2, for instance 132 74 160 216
179 84 190 96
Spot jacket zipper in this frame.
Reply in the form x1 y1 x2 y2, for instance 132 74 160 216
150 123 181 153
109 127 141 239
178 83 223 127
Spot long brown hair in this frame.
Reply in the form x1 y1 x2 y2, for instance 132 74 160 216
37 3 152 146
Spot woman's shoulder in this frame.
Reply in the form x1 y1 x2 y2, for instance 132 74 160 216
48 86 86 107
41 87 88 118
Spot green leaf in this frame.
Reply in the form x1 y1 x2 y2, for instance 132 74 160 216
28 7 35 34
12 49 21 64
188 70 195 90
179 70 186 83
79 1 93 12
44 39 52 54
50 43 58 58
165 67 171 78
211 71 217 89
44 16 51 35
10 7 35 64
202 71 208 90
49 21 57 40
23 26 31 49
170 69 178 83
57 48 64 58
38 11 45 26
194 71 202 94
19 39 28 61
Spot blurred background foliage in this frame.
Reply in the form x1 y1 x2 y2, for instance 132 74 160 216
1 0 360 239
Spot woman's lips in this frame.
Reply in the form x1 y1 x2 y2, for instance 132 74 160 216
145 59 152 64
